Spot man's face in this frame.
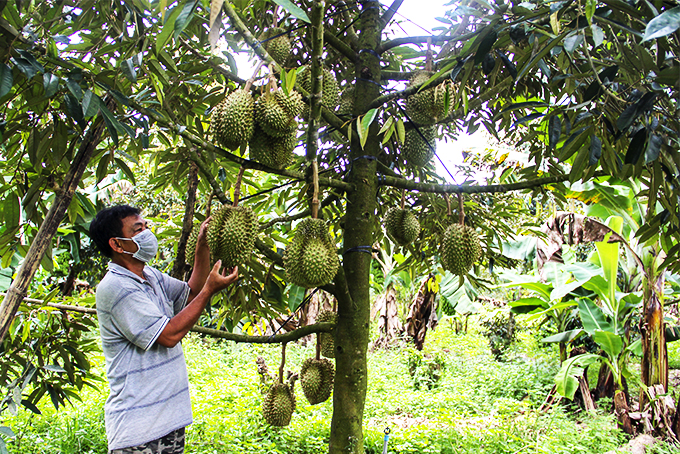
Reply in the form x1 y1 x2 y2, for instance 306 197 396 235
114 214 148 254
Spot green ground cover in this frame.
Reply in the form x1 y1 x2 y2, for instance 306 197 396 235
3 318 679 454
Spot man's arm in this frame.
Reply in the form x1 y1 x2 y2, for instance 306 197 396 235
157 260 238 348
186 217 211 304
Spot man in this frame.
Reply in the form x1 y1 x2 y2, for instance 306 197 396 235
89 205 238 454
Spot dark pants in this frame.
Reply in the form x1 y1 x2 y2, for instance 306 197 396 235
109 427 185 454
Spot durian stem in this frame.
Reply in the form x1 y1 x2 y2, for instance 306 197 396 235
246 62 265 91
316 333 321 360
311 161 320 219
458 193 464 225
207 192 214 217
400 189 406 210
271 5 279 28
444 193 451 217
279 342 287 383
233 166 245 207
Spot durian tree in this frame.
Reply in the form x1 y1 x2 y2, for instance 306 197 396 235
1 0 680 451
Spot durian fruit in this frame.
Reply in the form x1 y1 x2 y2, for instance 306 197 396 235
211 89 255 150
206 204 258 269
403 126 436 166
284 219 339 288
404 71 454 125
300 357 335 405
316 310 337 358
184 223 202 265
384 207 420 246
255 89 303 138
258 28 291 66
262 381 296 426
249 125 297 169
440 224 482 276
337 85 355 116
298 66 340 111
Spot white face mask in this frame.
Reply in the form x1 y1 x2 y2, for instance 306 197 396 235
116 229 158 263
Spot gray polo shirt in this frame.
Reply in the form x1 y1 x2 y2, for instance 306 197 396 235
96 262 192 450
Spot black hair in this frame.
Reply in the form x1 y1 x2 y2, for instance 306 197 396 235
89 205 141 258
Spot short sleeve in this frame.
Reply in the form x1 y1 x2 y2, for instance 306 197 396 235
157 271 190 315
108 289 169 351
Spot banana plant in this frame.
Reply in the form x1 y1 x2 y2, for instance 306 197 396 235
500 261 600 363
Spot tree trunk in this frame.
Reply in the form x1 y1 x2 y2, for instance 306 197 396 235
329 3 381 452
0 106 110 343
171 161 199 279
614 389 634 435
640 271 667 409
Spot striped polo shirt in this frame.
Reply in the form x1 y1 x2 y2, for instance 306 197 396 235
96 262 192 451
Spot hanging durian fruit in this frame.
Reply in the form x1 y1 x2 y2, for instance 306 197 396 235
404 71 454 125
184 222 202 265
337 85 355 117
254 88 303 137
206 204 258 269
300 357 334 405
249 125 297 169
284 219 339 289
316 310 337 358
298 65 340 112
262 381 296 426
403 126 436 167
258 27 291 66
211 88 255 150
384 207 420 246
441 224 482 276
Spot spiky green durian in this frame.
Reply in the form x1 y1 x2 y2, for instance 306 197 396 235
206 204 258 269
316 310 337 358
440 224 482 276
298 66 340 110
402 126 436 166
211 89 255 150
254 88 303 138
258 28 291 66
384 207 420 245
283 218 339 288
249 125 297 169
337 85 355 117
300 357 334 405
184 223 202 265
262 382 295 426
404 71 454 125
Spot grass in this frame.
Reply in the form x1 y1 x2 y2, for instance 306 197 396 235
3 316 680 453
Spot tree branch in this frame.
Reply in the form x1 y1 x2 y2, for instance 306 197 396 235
378 171 608 194
378 34 459 53
324 29 358 62
367 70 453 110
191 322 334 343
221 1 281 72
380 0 404 29
260 193 340 229
381 70 413 80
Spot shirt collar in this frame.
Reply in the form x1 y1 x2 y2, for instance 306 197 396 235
107 261 150 284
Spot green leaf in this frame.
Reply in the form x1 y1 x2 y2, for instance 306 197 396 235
516 30 570 80
288 284 305 310
396 119 405 144
593 330 623 358
474 30 498 65
548 115 561 150
578 298 612 334
81 90 101 118
3 194 20 229
645 134 663 163
0 426 14 439
174 0 199 39
626 338 643 356
624 127 647 165
498 101 549 115
271 0 311 23
508 297 546 314
589 135 602 165
0 63 13 98
642 6 680 42
114 158 136 184
585 0 597 24
157 4 181 53
555 353 601 399
120 58 137 83
542 329 584 343
42 73 59 98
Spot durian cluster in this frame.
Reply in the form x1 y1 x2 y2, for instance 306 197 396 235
206 204 258 269
284 219 339 289
384 207 421 246
440 224 482 276
298 65 340 116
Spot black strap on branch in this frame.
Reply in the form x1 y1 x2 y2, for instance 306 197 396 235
356 77 384 88
267 287 321 341
352 155 377 162
343 245 376 255
358 49 381 59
